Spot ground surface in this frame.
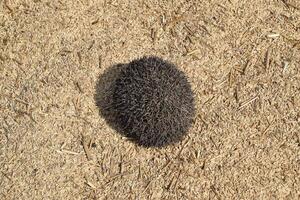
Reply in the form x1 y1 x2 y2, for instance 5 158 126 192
0 0 300 199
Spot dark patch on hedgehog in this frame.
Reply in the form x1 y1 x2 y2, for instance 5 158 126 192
95 56 195 147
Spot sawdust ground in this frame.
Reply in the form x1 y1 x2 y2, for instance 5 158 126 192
1 0 300 199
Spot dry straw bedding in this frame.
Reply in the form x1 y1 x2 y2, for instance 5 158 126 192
0 0 300 199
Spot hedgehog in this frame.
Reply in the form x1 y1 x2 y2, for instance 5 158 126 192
112 56 195 147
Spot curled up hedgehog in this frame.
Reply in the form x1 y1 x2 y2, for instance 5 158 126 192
112 56 195 147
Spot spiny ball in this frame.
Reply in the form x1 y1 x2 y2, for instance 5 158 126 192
113 56 195 147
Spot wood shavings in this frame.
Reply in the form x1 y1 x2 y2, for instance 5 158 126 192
267 33 280 38
283 61 290 74
82 135 93 161
56 149 80 155
85 176 96 189
265 48 271 70
238 96 259 111
1 1 299 199
56 142 80 155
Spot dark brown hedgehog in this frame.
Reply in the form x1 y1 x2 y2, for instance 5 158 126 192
113 56 195 147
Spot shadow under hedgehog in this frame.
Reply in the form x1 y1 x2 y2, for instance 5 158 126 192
95 56 195 147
